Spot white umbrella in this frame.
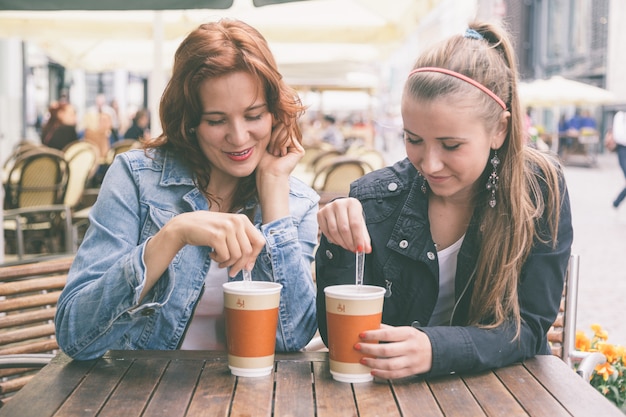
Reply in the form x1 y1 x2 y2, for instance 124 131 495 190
519 76 615 154
0 0 438 82
518 75 616 107
0 0 440 138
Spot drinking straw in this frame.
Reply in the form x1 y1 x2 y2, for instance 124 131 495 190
243 269 252 282
355 247 364 286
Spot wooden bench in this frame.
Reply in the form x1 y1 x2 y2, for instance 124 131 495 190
0 257 73 406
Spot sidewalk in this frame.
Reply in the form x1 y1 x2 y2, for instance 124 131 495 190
381 144 626 347
564 151 626 347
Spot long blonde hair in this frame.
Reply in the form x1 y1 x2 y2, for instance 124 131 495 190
405 22 563 337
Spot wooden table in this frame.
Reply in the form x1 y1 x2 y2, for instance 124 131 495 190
0 351 622 417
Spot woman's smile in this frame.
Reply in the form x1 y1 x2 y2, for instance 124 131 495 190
224 147 254 162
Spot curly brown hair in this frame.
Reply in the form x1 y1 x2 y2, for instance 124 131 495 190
146 19 305 212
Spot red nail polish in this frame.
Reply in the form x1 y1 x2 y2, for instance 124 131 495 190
359 332 366 339
360 358 367 365
354 343 361 351
357 245 363 252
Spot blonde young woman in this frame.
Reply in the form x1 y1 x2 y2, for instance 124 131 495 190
315 22 573 379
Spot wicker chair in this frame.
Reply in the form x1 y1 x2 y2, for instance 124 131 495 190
3 148 73 261
0 257 73 406
312 157 373 195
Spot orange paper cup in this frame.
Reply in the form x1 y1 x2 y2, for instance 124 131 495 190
223 281 282 377
324 284 386 383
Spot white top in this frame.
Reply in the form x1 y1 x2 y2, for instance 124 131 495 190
180 261 229 350
428 235 465 326
613 111 626 146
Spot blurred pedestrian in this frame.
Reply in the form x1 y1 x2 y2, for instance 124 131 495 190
611 110 626 209
321 114 344 149
123 109 150 141
40 101 78 150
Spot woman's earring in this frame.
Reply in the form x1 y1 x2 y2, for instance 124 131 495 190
188 127 196 134
486 150 500 208
418 171 427 194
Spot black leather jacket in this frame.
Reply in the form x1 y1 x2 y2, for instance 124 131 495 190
316 157 573 377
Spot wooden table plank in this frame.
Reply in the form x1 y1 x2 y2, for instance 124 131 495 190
353 379 401 417
142 359 204 417
230 369 274 417
428 375 486 417
53 357 131 417
495 363 571 417
463 371 528 416
274 360 315 417
312 361 358 417
96 358 168 417
524 355 624 417
0 354 96 417
1 351 620 417
392 377 445 417
186 361 234 417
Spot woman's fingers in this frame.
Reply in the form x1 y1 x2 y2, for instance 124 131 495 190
268 123 290 156
318 198 370 252
355 326 433 379
185 212 263 276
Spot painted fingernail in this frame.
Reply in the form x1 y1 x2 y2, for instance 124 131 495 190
354 343 361 351
356 245 363 252
360 358 367 365
359 332 366 339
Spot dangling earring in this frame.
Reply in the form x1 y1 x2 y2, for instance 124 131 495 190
486 150 500 208
417 171 427 194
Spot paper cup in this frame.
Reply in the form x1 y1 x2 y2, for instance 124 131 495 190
324 284 386 383
223 281 282 377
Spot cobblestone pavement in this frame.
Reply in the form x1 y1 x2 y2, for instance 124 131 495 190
382 144 626 347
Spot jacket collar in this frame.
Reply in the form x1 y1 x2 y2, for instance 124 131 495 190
158 150 258 213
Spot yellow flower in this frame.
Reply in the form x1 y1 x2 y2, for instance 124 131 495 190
576 330 591 352
597 342 619 364
591 323 610 341
577 325 626 408
595 362 614 381
616 346 626 365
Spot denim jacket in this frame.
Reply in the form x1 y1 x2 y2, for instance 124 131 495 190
316 158 573 377
56 149 319 360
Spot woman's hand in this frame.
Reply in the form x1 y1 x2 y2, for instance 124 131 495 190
318 197 371 253
179 211 265 274
257 128 305 181
266 122 292 157
355 324 433 379
147 211 265 278
256 131 305 224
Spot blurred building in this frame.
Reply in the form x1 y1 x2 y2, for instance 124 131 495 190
503 0 609 86
499 0 626 134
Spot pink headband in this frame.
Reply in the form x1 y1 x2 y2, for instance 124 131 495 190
408 67 507 110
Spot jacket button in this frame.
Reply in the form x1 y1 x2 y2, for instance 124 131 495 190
411 320 421 328
141 308 155 316
387 182 398 191
399 240 408 249
325 249 334 260
427 251 436 260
